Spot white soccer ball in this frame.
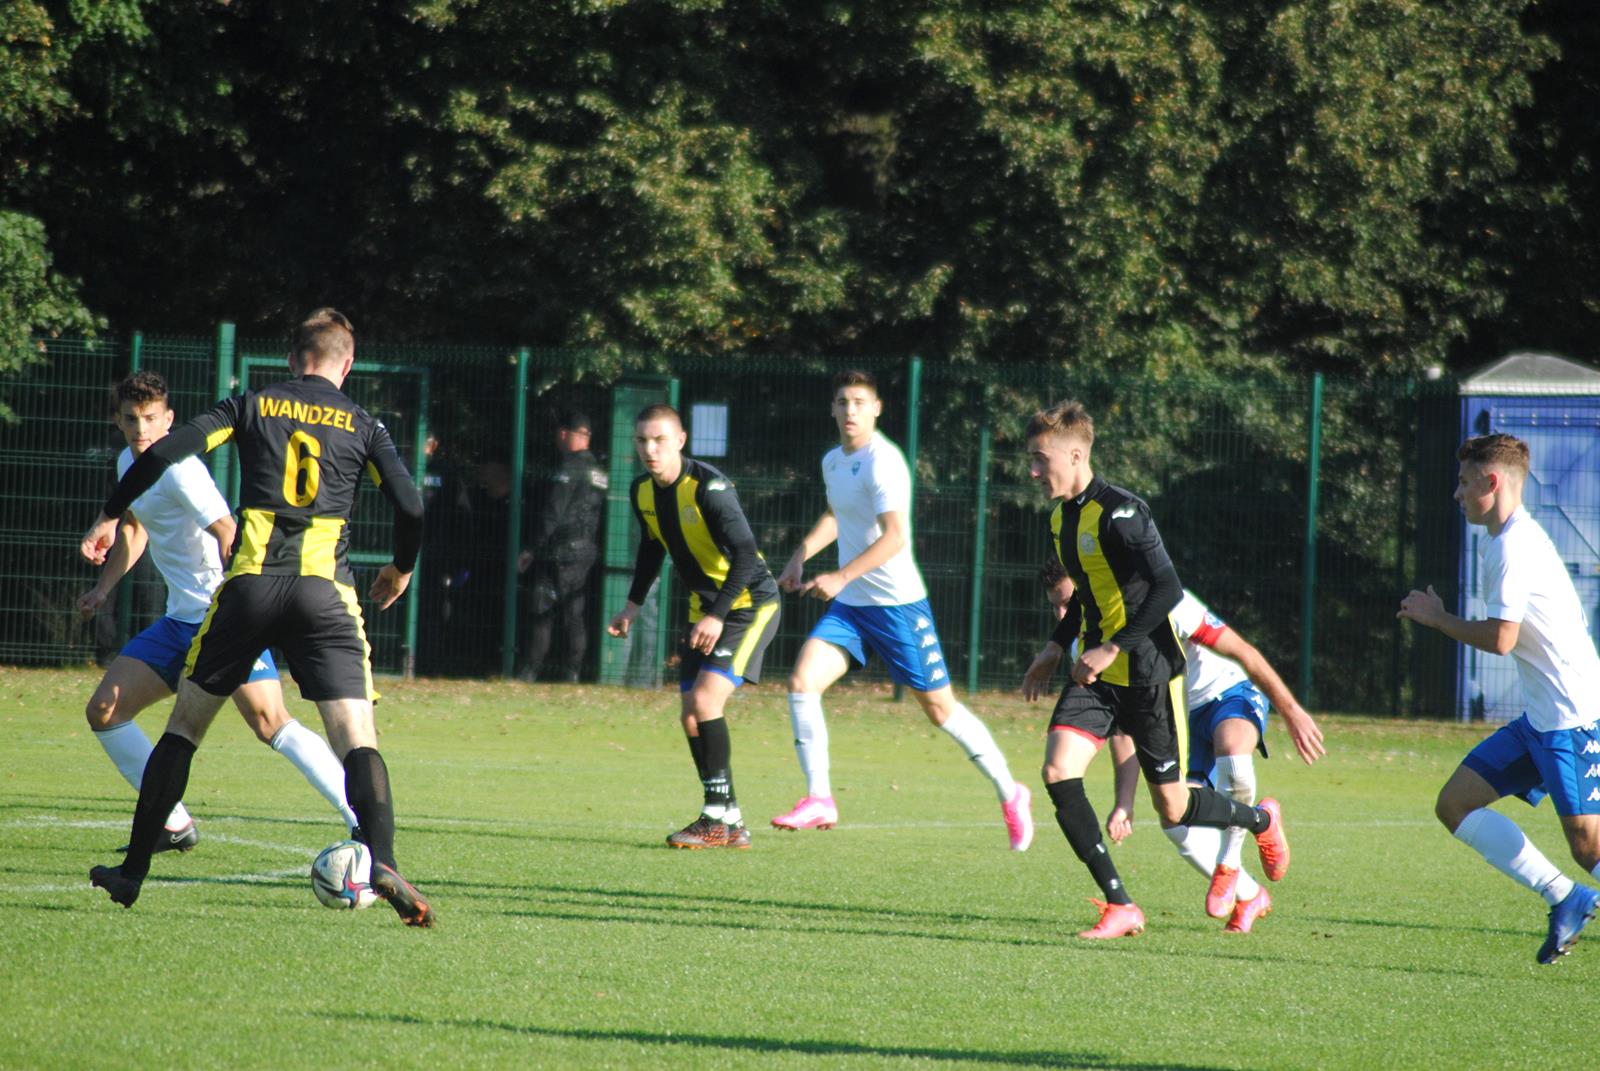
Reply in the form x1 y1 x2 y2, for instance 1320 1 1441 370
310 839 379 910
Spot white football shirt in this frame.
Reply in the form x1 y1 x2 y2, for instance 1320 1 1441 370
1169 590 1250 709
117 447 232 622
1479 507 1600 732
822 433 928 607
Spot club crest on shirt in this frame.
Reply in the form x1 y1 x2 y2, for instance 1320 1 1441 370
680 504 700 526
851 461 861 475
1079 531 1097 555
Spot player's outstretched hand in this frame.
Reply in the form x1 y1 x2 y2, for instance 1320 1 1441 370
777 556 805 593
1105 805 1134 844
1397 585 1445 628
1021 642 1064 702
1282 707 1328 766
76 586 110 620
687 614 723 654
369 564 412 611
608 603 639 639
800 571 846 601
80 515 117 565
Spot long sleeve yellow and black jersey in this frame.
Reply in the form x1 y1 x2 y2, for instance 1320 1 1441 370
627 458 778 622
104 374 423 585
1048 475 1185 687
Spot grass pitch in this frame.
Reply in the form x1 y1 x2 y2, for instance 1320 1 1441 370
1 666 1592 1070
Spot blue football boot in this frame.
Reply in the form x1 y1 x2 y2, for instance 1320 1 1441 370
1537 884 1600 965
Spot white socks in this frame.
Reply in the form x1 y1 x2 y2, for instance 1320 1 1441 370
94 722 192 831
1163 823 1261 901
1213 754 1256 869
270 720 361 830
939 704 1017 802
787 692 832 798
1454 808 1574 907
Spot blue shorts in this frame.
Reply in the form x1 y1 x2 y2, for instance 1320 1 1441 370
808 599 950 692
1462 714 1600 817
122 615 278 693
1185 680 1269 784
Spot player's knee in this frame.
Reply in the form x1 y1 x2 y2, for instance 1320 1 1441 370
1433 789 1467 832
787 670 812 694
84 692 119 730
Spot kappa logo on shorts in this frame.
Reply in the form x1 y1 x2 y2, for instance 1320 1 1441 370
1584 739 1600 756
920 634 936 648
1586 763 1600 779
929 667 946 681
252 659 268 673
1590 786 1600 803
915 617 930 631
926 652 942 665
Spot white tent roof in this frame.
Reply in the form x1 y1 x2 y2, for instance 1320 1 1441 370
1460 352 1600 396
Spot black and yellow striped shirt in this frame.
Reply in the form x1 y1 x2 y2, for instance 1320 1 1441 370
1049 475 1185 686
627 458 777 622
105 374 422 585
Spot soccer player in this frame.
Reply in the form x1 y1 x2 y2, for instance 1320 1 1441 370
77 371 359 853
1021 400 1289 938
1041 562 1326 932
81 309 434 926
773 370 1033 851
1399 433 1600 964
607 404 780 849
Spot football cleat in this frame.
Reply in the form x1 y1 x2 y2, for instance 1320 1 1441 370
369 862 434 928
1002 784 1034 852
1077 899 1145 940
1253 798 1289 882
117 821 199 856
771 795 838 831
667 815 751 850
1206 864 1240 918
1537 884 1600 965
89 865 143 908
1224 886 1272 934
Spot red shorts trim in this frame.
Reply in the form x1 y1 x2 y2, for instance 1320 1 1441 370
1048 724 1108 749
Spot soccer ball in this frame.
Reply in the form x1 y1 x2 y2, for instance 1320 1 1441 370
310 839 379 910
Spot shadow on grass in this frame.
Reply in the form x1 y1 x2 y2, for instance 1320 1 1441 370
314 1009 1245 1071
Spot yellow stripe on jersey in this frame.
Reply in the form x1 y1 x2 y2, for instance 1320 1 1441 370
1077 501 1132 686
731 600 778 676
333 580 379 703
229 509 276 576
204 425 235 452
676 475 743 621
299 516 344 579
1050 502 1065 564
636 479 662 541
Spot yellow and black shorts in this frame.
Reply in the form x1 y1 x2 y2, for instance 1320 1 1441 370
185 573 376 702
678 600 781 690
1049 676 1189 785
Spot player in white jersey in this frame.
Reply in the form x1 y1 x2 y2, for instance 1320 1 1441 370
1040 562 1325 931
77 372 359 853
772 370 1033 849
1400 433 1600 964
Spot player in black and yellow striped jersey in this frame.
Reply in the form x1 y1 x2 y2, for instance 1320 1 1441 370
608 404 780 850
80 308 434 926
1020 400 1290 940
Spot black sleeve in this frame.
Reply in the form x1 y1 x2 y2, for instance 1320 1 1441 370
366 422 425 573
700 479 761 619
626 495 667 605
534 466 576 549
1050 592 1082 650
1105 506 1182 648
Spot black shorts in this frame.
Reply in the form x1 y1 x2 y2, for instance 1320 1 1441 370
679 601 781 689
1049 677 1189 785
185 574 376 702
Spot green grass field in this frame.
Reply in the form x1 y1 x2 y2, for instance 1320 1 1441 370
2 665 1592 1070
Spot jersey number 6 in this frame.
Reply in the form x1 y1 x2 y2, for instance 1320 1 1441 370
283 430 322 507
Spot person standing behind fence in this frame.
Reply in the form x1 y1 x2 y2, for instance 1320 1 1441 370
80 308 434 927
519 410 607 683
76 371 360 855
773 369 1034 851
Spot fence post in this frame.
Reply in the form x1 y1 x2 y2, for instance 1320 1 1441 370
211 322 235 491
1299 372 1324 706
501 347 530 678
404 372 430 680
117 331 145 645
895 355 923 703
966 424 991 695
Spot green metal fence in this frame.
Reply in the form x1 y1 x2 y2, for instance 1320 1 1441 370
0 327 1545 716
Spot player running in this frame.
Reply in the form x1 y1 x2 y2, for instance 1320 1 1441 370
1022 400 1290 939
78 372 359 854
773 370 1032 850
1400 433 1600 964
81 309 434 926
607 405 781 849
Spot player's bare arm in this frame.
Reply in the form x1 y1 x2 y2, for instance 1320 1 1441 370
1021 641 1064 702
1209 626 1327 765
1398 584 1519 655
607 601 641 638
1106 732 1140 844
802 509 905 600
77 516 149 618
779 509 837 591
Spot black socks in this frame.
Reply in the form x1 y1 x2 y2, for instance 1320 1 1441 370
122 733 197 882
1047 778 1132 905
1180 784 1266 833
695 718 735 812
344 747 397 870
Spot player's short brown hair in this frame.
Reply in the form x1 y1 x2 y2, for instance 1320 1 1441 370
635 403 683 428
1458 433 1530 477
290 308 355 369
832 369 878 397
1025 400 1095 446
1039 555 1068 590
115 370 170 410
